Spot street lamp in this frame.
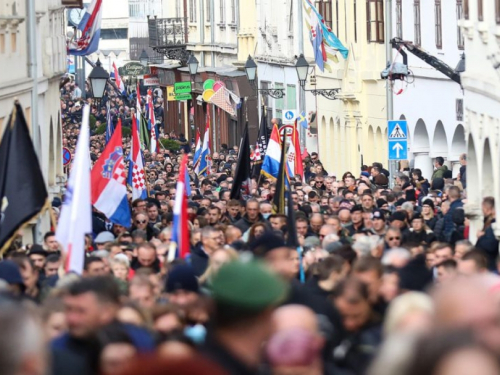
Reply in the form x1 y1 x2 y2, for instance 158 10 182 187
244 55 285 99
88 59 109 99
139 49 149 66
295 53 340 100
187 54 199 79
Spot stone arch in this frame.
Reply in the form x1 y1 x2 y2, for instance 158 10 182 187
431 121 448 158
482 138 494 198
375 127 383 163
367 125 375 164
467 134 479 205
451 124 466 156
413 119 430 152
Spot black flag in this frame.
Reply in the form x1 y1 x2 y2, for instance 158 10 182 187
251 108 269 178
0 103 49 253
230 123 252 200
285 190 299 248
272 131 287 214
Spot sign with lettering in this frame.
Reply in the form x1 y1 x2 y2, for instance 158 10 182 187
167 86 191 101
118 62 149 77
143 74 160 86
174 81 192 94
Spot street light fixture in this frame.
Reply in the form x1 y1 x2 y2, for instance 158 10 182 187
244 55 285 99
295 53 340 100
139 49 149 66
88 58 109 99
187 54 199 78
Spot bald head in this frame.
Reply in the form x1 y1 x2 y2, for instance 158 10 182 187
310 214 324 234
272 305 319 334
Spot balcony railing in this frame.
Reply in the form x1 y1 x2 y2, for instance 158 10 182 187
148 17 190 63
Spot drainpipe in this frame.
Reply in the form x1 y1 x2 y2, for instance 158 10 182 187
200 0 205 66
210 0 215 66
297 0 306 148
385 0 395 185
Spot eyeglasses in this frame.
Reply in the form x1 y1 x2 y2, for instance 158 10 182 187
388 237 401 241
136 220 147 224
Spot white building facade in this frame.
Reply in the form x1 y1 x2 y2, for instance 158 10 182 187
0 0 67 242
459 0 500 243
392 0 466 180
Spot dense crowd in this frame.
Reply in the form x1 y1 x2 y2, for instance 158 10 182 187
1 80 500 375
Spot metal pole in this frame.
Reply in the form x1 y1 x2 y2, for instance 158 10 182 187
385 0 396 185
210 0 215 66
297 0 306 149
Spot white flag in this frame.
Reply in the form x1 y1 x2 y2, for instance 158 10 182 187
56 105 92 274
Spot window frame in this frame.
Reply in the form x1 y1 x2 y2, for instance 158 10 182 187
366 0 384 43
396 0 403 39
230 0 236 24
189 0 197 22
414 0 421 46
478 0 483 21
219 0 225 24
206 0 211 22
315 0 333 30
354 0 357 42
435 0 442 49
457 0 464 49
496 0 500 24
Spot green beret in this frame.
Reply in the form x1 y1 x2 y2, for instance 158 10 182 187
211 260 288 312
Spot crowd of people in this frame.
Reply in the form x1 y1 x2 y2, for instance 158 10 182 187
1 80 500 375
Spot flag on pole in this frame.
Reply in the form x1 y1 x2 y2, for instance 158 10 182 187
261 124 281 180
272 131 287 214
147 90 159 153
252 109 269 178
105 101 114 144
67 0 103 56
128 114 147 200
91 120 131 227
56 105 92 274
286 120 304 181
112 62 126 95
168 154 191 262
193 129 201 173
230 123 251 200
0 102 49 253
136 82 149 150
298 111 308 129
302 0 348 72
198 108 212 176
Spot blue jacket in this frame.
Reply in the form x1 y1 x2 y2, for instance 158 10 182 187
443 199 463 241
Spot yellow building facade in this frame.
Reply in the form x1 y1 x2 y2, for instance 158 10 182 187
305 0 387 176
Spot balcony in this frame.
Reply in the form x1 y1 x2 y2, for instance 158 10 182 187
148 17 190 64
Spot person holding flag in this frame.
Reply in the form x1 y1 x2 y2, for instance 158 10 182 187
168 154 191 262
198 108 212 176
91 119 131 227
112 62 126 95
261 124 281 180
128 113 147 200
105 101 114 144
286 119 304 182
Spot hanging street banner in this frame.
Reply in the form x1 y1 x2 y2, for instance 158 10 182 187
118 62 149 77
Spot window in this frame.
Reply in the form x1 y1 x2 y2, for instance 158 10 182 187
457 0 464 49
100 28 128 39
367 0 384 43
231 0 236 23
206 0 211 21
396 0 402 38
11 32 16 53
189 0 197 22
496 0 500 24
435 0 442 49
354 0 357 42
275 83 284 119
286 85 296 110
414 0 421 46
315 0 332 29
176 0 181 18
478 0 483 21
464 0 469 19
0 33 4 54
219 0 225 23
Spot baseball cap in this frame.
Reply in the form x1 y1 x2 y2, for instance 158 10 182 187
372 209 385 220
95 231 115 244
166 265 199 294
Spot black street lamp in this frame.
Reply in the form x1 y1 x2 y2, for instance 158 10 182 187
295 53 340 100
88 59 109 99
140 49 149 66
244 55 285 99
187 54 199 80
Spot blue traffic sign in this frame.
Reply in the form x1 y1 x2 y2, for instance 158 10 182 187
63 147 72 166
284 110 295 121
388 120 407 140
388 140 408 160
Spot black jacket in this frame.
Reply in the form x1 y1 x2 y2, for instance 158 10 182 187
190 242 209 277
476 219 500 270
234 214 265 234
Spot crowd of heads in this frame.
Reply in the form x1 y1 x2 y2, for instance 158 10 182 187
1 85 499 375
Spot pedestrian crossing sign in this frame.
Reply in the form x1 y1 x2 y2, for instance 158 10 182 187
388 120 407 140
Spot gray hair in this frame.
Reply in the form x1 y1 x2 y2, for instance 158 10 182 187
382 248 411 267
0 304 44 375
352 236 380 257
401 202 414 212
322 234 340 249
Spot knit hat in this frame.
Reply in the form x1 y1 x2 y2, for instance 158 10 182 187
166 265 199 294
389 211 407 223
350 204 363 214
421 198 435 210
376 198 388 208
28 244 49 257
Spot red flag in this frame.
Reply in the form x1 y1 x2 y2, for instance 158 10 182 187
293 120 304 180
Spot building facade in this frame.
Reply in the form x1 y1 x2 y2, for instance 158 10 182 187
392 0 466 181
309 0 387 176
459 0 500 243
0 0 68 242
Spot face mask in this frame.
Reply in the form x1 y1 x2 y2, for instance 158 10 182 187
184 324 206 344
262 213 271 220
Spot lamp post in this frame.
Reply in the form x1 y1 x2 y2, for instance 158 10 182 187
139 49 149 66
187 53 199 80
88 58 109 99
295 54 340 100
244 55 285 99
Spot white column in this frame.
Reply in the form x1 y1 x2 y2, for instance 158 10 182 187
451 161 461 178
414 152 434 181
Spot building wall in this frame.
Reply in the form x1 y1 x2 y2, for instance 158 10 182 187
311 0 387 176
459 0 500 244
0 0 67 243
393 0 466 181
